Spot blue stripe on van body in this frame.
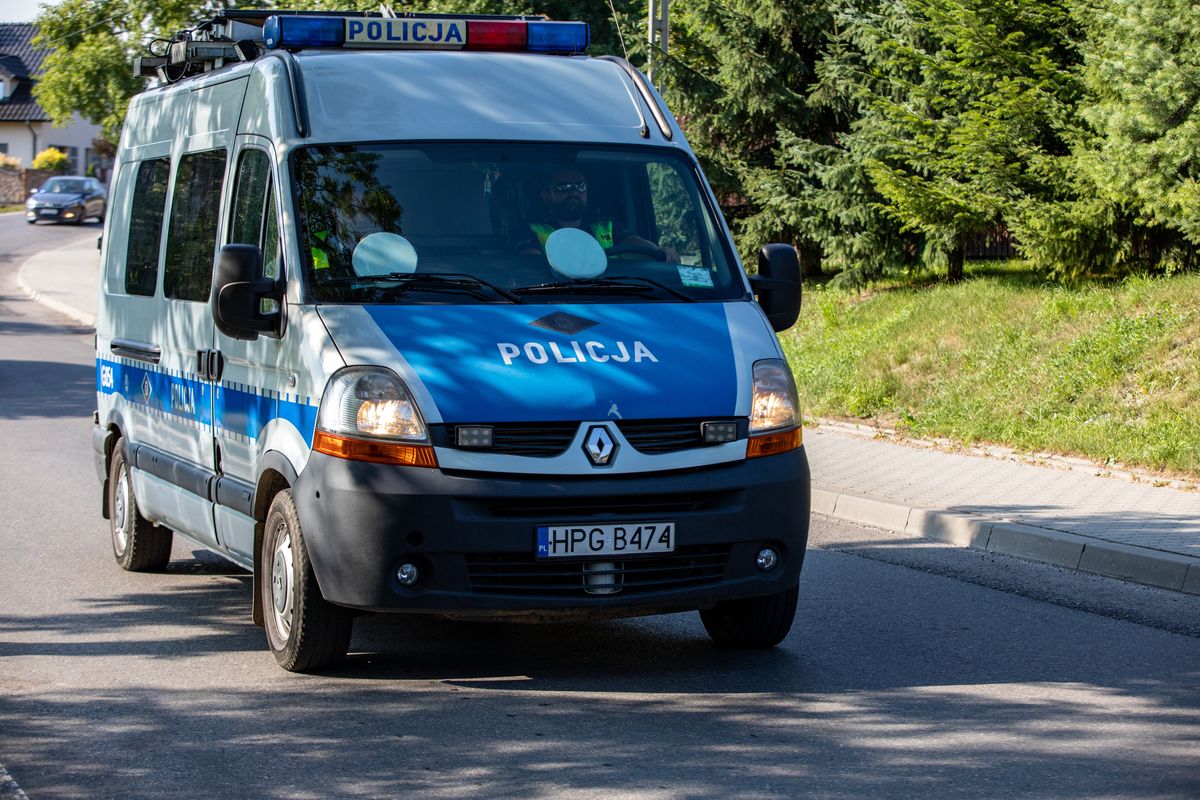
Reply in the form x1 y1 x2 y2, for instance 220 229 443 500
364 303 738 423
97 357 213 428
97 358 318 445
215 384 319 446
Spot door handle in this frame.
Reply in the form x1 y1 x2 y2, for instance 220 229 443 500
208 350 224 383
196 349 210 381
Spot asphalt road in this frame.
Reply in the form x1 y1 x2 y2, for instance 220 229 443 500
1 212 1199 799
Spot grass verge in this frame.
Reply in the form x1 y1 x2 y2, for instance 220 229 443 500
780 261 1200 478
0 204 26 213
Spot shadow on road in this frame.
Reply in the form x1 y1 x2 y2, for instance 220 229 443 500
0 359 95 419
2 551 1198 798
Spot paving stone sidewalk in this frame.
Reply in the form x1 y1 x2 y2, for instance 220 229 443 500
18 237 1200 592
806 428 1200 557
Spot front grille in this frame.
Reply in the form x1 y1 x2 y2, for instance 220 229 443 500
465 545 731 596
433 418 747 458
474 490 739 519
431 422 578 457
618 418 745 454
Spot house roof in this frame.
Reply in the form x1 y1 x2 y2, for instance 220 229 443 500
0 23 50 122
0 24 47 79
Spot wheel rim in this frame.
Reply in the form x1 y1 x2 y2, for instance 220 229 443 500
112 469 130 557
270 523 296 640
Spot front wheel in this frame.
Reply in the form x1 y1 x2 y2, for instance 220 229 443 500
261 490 353 672
108 438 173 571
700 584 799 649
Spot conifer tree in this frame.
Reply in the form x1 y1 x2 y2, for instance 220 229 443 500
826 0 1082 281
658 0 838 274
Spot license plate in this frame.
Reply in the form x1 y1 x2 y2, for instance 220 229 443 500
41 209 58 215
536 522 675 559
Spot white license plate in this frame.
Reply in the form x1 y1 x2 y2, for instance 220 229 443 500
536 522 675 559
41 209 58 215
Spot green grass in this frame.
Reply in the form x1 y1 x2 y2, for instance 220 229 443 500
781 261 1200 477
0 204 25 213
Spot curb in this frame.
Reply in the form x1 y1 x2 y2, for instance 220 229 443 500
813 487 1200 596
0 765 29 800
15 240 97 328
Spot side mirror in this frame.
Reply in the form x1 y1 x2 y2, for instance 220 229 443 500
212 244 283 341
749 244 802 332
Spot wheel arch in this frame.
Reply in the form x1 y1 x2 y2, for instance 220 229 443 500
251 451 300 627
98 412 130 520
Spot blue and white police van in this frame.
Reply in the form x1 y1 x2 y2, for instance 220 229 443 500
93 9 810 671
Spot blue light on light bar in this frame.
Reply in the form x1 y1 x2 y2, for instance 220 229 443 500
525 21 590 53
263 15 345 49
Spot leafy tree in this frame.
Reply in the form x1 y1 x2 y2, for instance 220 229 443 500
33 0 216 140
32 147 70 172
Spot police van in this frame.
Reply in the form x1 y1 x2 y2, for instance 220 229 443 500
93 9 810 672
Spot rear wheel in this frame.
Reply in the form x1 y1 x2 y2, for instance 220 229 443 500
108 438 173 571
261 490 353 672
700 584 799 649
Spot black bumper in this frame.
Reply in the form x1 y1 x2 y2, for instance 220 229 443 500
293 447 811 614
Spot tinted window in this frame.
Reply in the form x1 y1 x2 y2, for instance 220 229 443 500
293 143 738 304
124 158 170 297
42 178 87 194
230 149 270 248
229 149 281 313
164 150 227 302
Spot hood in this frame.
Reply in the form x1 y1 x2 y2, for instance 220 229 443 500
328 303 742 424
32 192 84 205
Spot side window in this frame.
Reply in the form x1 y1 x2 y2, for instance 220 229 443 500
229 148 281 312
646 161 703 267
164 150 227 302
124 158 171 297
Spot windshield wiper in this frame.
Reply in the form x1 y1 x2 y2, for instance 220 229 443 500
514 276 697 302
318 272 523 303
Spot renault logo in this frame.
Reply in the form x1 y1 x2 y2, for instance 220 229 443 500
583 426 617 466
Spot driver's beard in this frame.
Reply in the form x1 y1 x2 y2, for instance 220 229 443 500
550 198 584 225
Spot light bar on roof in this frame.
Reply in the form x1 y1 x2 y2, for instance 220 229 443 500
261 15 589 54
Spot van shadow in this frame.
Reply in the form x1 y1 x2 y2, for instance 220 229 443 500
0 359 97 419
3 549 1198 800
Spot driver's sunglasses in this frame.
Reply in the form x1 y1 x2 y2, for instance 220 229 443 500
549 181 587 194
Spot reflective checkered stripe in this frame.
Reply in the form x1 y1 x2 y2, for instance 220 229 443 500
97 358 318 445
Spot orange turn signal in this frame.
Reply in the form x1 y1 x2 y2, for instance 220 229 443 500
313 430 438 468
746 427 802 459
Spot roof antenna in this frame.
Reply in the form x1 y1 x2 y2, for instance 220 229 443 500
605 0 630 63
379 4 397 18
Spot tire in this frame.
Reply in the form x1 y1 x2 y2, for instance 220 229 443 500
261 489 353 672
700 584 799 649
108 438 173 571
26 219 35 225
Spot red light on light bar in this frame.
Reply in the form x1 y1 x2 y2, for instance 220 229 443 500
466 20 527 50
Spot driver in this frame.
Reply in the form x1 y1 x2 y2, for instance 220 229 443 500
518 167 680 263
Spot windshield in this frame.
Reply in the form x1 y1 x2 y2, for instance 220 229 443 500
293 143 742 304
41 179 87 194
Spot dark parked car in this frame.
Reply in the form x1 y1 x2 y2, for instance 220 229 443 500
26 176 107 225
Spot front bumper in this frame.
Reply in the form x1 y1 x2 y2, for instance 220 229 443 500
27 206 77 221
293 447 811 615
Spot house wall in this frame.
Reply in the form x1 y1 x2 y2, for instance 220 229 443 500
0 114 103 174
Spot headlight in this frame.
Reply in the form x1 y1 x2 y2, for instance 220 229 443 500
317 367 427 441
25 198 36 209
750 359 799 433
